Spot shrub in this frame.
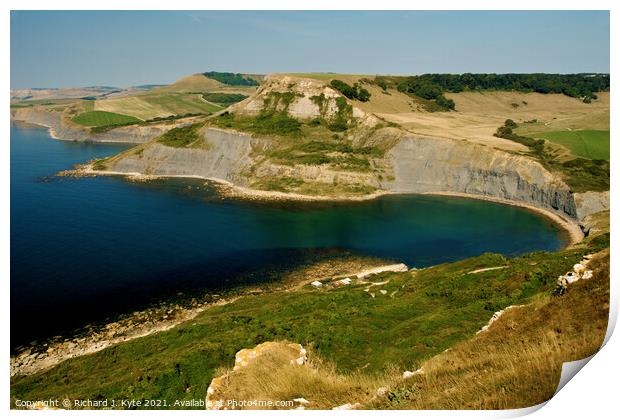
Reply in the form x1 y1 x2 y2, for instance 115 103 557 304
213 112 302 137
157 124 201 148
374 73 609 102
435 95 455 111
203 71 259 86
329 80 371 102
202 92 248 105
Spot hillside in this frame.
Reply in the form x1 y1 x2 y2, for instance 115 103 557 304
10 224 610 409
9 71 611 410
11 71 610 219
10 72 262 139
84 73 610 226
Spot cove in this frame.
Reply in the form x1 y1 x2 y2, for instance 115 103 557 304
10 124 567 349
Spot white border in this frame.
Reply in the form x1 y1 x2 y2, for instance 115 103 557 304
3 1 617 419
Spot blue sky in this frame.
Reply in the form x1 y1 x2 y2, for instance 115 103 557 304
11 11 610 88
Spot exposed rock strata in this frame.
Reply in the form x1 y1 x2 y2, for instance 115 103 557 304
109 128 259 184
107 125 580 220
387 135 578 218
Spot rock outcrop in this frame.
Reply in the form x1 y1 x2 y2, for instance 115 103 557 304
230 74 379 126
205 341 307 410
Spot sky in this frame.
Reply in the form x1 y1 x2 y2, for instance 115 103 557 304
10 10 610 89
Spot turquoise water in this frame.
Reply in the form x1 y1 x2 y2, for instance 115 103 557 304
10 124 566 348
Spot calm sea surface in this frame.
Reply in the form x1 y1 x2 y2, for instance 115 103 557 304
10 124 566 348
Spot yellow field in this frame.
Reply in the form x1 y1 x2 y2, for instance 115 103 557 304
360 89 610 153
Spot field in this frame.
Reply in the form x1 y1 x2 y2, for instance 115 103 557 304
10 233 609 409
71 110 141 127
359 89 610 153
529 130 610 160
94 93 222 120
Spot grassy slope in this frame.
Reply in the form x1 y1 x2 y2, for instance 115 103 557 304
71 110 142 127
191 230 611 410
372 245 609 409
94 93 222 120
530 130 610 160
88 74 245 120
11 235 608 408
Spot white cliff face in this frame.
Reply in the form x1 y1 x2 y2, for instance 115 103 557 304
387 135 578 218
229 75 378 125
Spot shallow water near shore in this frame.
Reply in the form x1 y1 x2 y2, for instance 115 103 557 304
10 124 567 349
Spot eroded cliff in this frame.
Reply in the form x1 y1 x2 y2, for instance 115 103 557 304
11 108 176 144
388 135 578 218
107 128 259 185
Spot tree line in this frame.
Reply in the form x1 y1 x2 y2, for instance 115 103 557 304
375 73 609 104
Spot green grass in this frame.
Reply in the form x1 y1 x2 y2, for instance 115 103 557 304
10 103 35 108
91 159 108 171
558 158 610 192
212 112 302 137
72 111 141 127
10 98 76 108
531 130 610 160
494 121 609 192
157 124 202 148
11 236 609 409
266 140 383 172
